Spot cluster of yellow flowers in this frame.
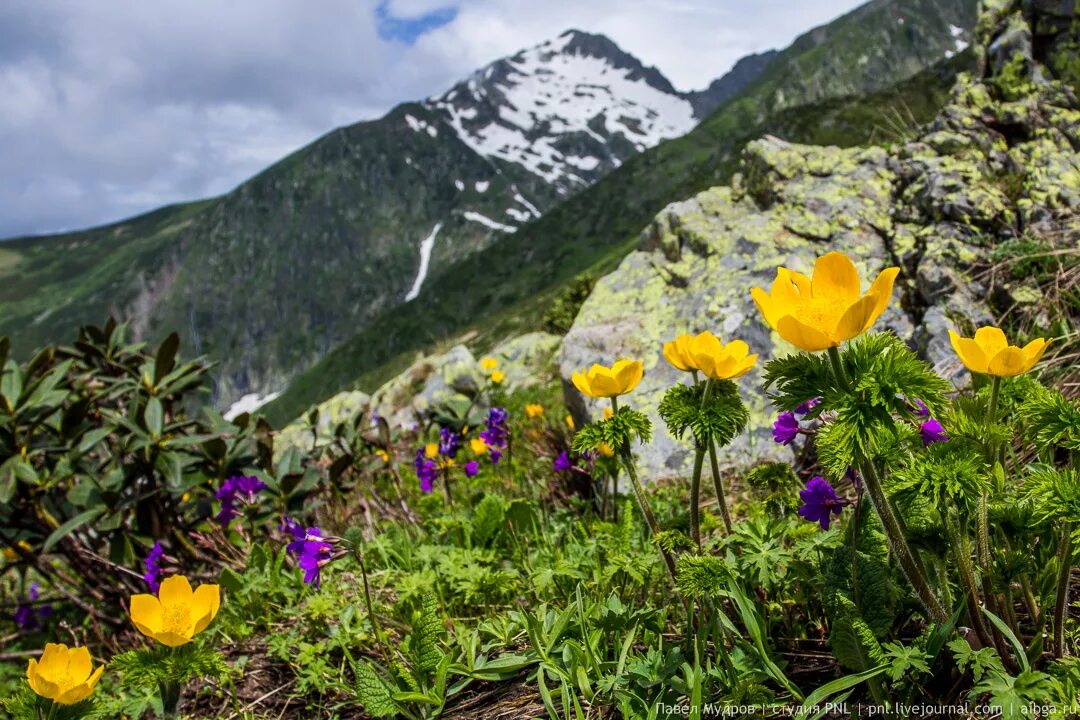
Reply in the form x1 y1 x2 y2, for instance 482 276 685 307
480 356 505 384
571 251 1051 400
25 575 220 707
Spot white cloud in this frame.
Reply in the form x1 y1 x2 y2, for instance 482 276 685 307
0 0 867 238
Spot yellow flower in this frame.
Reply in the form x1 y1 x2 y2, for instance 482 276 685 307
376 449 390 464
664 331 757 380
181 492 191 503
480 356 498 371
602 406 613 421
597 442 615 457
130 575 220 648
948 326 1051 377
525 403 544 418
3 539 32 562
26 643 104 705
438 458 456 470
571 360 644 399
565 415 575 430
425 443 439 459
470 437 488 455
750 252 899 352
491 370 505 384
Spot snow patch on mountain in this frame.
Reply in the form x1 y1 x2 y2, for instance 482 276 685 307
224 392 281 421
463 211 517 233
427 31 696 191
405 222 443 302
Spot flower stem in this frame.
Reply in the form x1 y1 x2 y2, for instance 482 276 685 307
1055 522 1073 659
945 514 995 649
827 346 947 623
689 446 705 550
707 440 733 535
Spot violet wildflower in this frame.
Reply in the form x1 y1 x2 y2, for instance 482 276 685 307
798 476 846 530
794 397 821 415
920 417 948 445
215 475 268 527
906 397 930 417
283 518 333 589
489 448 503 465
464 461 480 478
480 407 509 449
553 451 572 472
415 448 438 493
143 542 165 594
772 411 800 445
13 582 52 630
439 427 461 458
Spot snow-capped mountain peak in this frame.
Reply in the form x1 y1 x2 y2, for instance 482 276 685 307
426 30 697 194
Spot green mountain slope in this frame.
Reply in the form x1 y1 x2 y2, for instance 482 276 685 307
264 50 973 425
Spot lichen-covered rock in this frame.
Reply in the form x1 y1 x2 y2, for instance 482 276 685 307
486 332 562 391
276 390 370 455
560 0 1080 481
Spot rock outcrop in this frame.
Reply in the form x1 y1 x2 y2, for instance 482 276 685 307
559 0 1080 480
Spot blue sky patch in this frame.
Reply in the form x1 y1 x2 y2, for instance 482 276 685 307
375 1 459 44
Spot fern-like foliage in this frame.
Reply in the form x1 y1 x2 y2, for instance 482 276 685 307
675 555 731 599
110 643 229 689
654 529 694 554
1019 385 1080 451
892 442 990 516
657 379 749 448
354 660 398 718
571 407 652 455
1 686 99 720
1022 467 1080 528
761 351 834 412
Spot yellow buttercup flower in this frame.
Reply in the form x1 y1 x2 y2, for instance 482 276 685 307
571 360 644 399
751 252 899 352
597 442 615 457
130 575 220 648
949 326 1051 377
480 356 498 371
525 403 544 418
470 437 488 455
425 443 439 459
565 414 575 430
602 406 613 421
376 449 390 463
26 643 104 705
664 331 757 380
3 539 32 562
491 370 505 384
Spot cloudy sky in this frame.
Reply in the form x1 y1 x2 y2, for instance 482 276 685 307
0 0 868 238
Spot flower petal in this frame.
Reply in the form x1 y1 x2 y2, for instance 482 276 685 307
158 575 194 607
973 326 1009 358
833 294 879 343
663 338 692 371
1022 337 1052 367
571 371 592 397
751 287 780 329
191 584 221 635
776 316 835 352
129 594 164 637
811 252 861 302
611 360 643 395
154 631 194 648
587 366 618 397
863 266 900 330
67 646 92 683
987 346 1030 376
949 330 989 374
730 354 759 378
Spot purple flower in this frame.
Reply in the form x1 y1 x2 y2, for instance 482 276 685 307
13 582 51 630
414 448 438 493
844 467 861 488
772 412 800 445
464 461 480 478
920 417 948 445
479 407 510 449
798 476 846 531
794 397 821 415
143 542 165 594
906 397 930 417
439 427 461 458
553 451 572 472
284 521 333 589
489 447 503 465
215 475 268 527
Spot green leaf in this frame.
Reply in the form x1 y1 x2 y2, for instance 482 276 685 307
44 507 106 551
154 333 181 384
798 665 888 714
144 397 164 436
410 592 445 675
354 661 398 717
